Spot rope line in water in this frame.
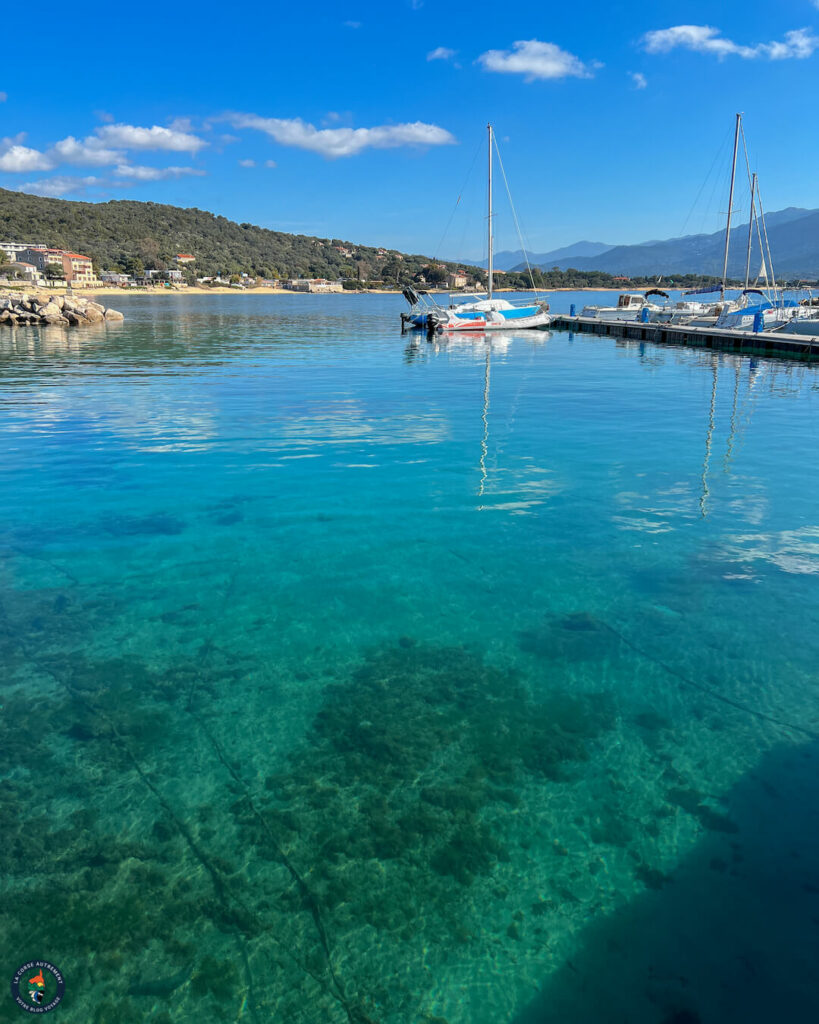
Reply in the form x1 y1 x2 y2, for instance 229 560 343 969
192 710 376 1024
1 598 358 1024
602 621 819 740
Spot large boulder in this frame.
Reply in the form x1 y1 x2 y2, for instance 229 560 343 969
83 306 104 323
64 311 90 326
104 308 124 321
42 314 69 325
39 302 63 318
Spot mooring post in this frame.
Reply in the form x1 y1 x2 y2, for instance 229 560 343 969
570 303 576 317
753 312 763 334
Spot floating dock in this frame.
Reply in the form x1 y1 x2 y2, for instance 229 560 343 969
551 315 819 362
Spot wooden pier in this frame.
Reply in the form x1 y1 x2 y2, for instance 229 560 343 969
550 315 819 362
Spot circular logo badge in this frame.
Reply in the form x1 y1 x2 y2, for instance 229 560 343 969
10 961 65 1014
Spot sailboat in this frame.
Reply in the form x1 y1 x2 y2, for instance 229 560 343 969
401 124 552 333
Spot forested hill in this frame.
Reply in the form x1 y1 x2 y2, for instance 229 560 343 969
0 188 453 281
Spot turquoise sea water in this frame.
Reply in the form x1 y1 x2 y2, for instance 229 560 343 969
2 291 819 1024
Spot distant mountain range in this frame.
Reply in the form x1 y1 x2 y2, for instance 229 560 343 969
502 208 819 279
459 240 613 272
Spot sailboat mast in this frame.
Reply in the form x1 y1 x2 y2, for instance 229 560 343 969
744 172 757 291
487 123 493 300
721 112 742 297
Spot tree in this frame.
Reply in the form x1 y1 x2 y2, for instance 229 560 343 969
0 250 8 267
45 262 65 280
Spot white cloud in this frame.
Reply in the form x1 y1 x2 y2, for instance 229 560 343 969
630 71 647 89
642 24 819 60
228 113 456 158
764 28 818 58
94 123 207 152
0 92 7 103
167 116 196 133
238 158 256 167
265 159 277 168
0 140 54 172
113 164 206 181
50 136 122 166
477 39 593 80
427 46 456 61
17 175 100 197
344 20 361 28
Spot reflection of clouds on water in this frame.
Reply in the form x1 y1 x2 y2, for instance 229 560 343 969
613 476 770 533
477 463 562 515
612 515 674 534
4 387 219 453
721 526 819 576
612 481 696 533
277 400 450 448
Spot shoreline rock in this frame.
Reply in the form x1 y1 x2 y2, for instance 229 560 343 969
0 291 124 327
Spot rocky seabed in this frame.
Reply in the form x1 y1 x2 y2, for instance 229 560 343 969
0 292 124 326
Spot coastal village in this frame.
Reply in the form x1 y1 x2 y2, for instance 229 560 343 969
0 239 474 293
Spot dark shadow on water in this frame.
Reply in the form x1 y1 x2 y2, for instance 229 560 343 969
513 739 819 1024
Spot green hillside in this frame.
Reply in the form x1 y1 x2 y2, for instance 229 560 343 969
0 188 462 284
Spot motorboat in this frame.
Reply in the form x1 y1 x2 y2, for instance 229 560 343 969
580 292 662 321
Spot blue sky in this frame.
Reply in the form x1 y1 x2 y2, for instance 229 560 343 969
2 1 819 258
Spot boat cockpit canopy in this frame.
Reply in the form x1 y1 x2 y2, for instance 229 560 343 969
617 293 647 308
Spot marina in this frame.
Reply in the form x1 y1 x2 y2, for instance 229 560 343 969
552 310 819 361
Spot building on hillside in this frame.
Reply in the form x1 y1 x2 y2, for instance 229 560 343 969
100 272 132 286
17 248 66 274
0 242 47 263
135 269 183 285
175 253 195 264
613 275 630 282
8 262 39 281
446 271 468 289
61 252 95 284
282 278 343 293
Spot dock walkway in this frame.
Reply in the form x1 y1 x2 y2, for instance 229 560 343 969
550 315 819 362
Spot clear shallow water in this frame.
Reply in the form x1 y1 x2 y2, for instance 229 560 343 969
2 292 819 1024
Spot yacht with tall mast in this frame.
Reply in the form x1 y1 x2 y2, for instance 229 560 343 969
401 124 551 333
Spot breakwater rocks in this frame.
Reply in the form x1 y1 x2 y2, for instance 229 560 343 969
0 292 124 327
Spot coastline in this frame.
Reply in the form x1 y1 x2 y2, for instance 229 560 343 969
66 285 638 299
2 284 656 303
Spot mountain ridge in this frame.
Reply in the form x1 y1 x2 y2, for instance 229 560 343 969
0 188 460 282
509 207 819 278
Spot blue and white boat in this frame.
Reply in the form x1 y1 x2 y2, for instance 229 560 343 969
401 124 551 334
